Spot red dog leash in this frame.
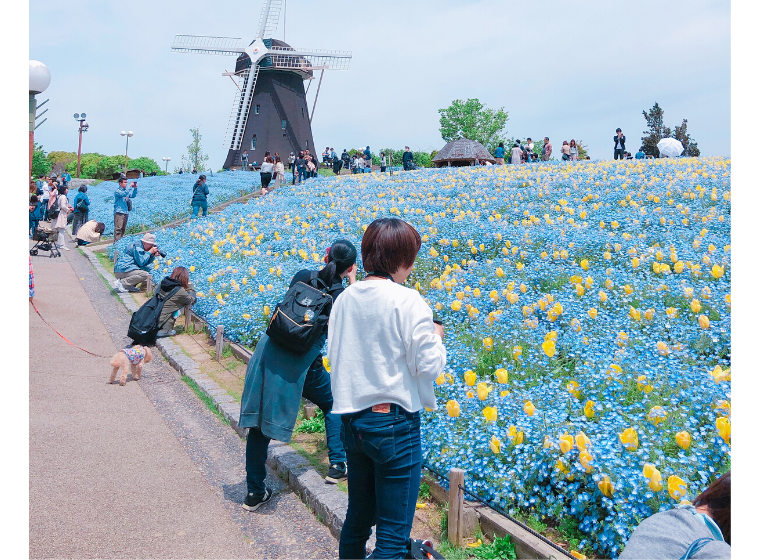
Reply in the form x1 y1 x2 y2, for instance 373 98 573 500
30 301 112 359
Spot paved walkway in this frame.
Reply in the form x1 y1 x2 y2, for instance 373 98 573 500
29 242 338 558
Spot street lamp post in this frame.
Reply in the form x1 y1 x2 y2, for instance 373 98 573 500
162 156 171 173
73 113 89 178
29 60 51 179
120 130 134 176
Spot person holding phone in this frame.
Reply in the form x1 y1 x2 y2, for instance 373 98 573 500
113 177 137 242
328 218 446 559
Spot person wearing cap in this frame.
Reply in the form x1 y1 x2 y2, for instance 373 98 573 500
113 177 137 242
112 233 160 293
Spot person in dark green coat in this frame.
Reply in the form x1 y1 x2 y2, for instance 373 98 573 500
191 175 209 217
239 239 357 511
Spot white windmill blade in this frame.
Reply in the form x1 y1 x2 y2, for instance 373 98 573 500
172 35 246 56
267 46 352 71
224 66 260 151
256 0 283 39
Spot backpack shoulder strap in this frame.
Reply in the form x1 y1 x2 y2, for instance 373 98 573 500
157 285 182 302
680 537 715 559
309 270 328 291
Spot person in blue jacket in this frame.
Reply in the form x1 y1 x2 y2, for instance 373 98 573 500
29 195 44 237
635 147 646 159
112 232 160 293
113 177 137 242
71 185 91 236
239 239 357 512
191 174 210 217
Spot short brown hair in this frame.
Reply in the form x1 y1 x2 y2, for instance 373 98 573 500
694 471 730 544
361 218 421 274
170 266 190 289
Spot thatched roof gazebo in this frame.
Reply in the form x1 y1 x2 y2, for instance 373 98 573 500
432 138 495 167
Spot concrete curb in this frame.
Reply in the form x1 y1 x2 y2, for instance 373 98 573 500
81 247 350 540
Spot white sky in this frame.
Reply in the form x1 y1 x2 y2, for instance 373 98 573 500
27 0 729 166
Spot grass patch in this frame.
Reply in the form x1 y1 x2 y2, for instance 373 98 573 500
180 374 230 426
294 408 326 434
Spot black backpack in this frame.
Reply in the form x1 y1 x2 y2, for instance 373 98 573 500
265 272 333 354
127 286 181 345
47 196 60 219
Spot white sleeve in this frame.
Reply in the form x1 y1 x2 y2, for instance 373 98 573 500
403 294 446 382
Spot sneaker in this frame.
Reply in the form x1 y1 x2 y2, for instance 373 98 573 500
61 246 70 251
325 462 347 484
112 279 127 293
126 286 140 293
242 487 272 511
156 330 177 338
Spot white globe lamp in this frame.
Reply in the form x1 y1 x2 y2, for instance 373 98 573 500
29 60 51 94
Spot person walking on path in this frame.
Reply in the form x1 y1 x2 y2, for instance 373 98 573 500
113 177 137 242
155 266 197 338
327 218 446 559
569 139 579 161
191 174 209 217
273 156 285 189
52 185 74 251
493 142 506 165
113 233 160 293
71 185 91 236
614 128 626 160
543 137 552 161
239 239 358 511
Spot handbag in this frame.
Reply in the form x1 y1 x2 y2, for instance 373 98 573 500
76 198 88 212
126 198 132 211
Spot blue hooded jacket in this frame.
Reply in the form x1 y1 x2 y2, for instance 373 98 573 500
114 239 155 273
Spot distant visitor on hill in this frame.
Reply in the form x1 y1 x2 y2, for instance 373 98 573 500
543 137 552 161
113 177 137 242
402 146 415 171
493 142 506 165
191 175 209 217
614 128 626 160
511 141 523 165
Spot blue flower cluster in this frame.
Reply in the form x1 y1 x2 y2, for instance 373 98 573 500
69 172 261 235
114 158 730 557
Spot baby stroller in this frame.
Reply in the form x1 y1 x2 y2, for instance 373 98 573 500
30 222 61 258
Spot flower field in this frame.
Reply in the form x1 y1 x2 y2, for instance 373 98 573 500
70 172 261 236
116 158 730 557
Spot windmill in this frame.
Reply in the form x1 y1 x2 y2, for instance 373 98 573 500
172 0 351 169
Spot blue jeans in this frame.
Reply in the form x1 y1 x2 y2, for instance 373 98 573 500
192 201 207 217
298 167 306 183
245 355 346 496
339 405 422 559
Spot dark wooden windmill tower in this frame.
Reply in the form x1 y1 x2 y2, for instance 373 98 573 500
172 0 351 169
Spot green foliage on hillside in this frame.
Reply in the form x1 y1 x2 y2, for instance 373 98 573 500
32 143 52 178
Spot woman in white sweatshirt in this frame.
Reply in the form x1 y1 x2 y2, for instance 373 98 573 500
327 217 446 559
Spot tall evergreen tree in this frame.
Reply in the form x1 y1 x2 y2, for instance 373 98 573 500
641 103 700 157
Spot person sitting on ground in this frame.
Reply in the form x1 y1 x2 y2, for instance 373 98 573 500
635 147 646 159
191 174 209 217
239 238 358 512
29 195 43 237
75 221 106 246
327 218 446 559
155 266 197 338
113 233 161 293
620 471 730 559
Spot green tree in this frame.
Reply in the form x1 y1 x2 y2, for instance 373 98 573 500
65 153 105 179
128 156 161 175
438 98 509 154
672 119 700 157
32 143 52 178
182 127 210 171
641 102 699 158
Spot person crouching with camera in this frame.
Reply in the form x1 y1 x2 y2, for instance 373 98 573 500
328 218 446 559
113 232 163 293
239 239 358 512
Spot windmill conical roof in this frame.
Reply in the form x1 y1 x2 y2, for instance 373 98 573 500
432 138 495 163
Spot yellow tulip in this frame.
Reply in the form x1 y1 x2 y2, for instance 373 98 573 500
542 339 556 357
624 284 634 295
584 400 595 418
446 400 461 418
435 373 446 386
495 267 505 278
690 299 701 313
322 356 331 373
643 463 663 492
263 305 271 316
580 259 589 271
715 400 731 417
476 382 491 400
676 431 691 450
464 370 477 386
666 307 677 318
466 390 474 398
698 314 710 329
716 417 730 443
674 261 684 273
631 257 640 268
598 475 615 498
620 427 639 451
578 450 594 473
648 406 667 426
559 433 574 454
644 308 655 320
575 431 591 450
512 346 523 361
629 307 641 321
495 368 509 384
668 475 688 500
451 300 462 311
482 337 494 351
482 406 498 423
711 264 725 278
490 435 501 454
523 401 536 416
189 265 196 272
575 284 585 297
588 308 598 319
711 365 730 383
598 290 608 303
571 550 588 560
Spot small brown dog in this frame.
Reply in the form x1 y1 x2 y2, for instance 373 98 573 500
109 345 152 386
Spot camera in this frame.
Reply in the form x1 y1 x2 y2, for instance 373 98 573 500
432 311 443 326
155 247 167 258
